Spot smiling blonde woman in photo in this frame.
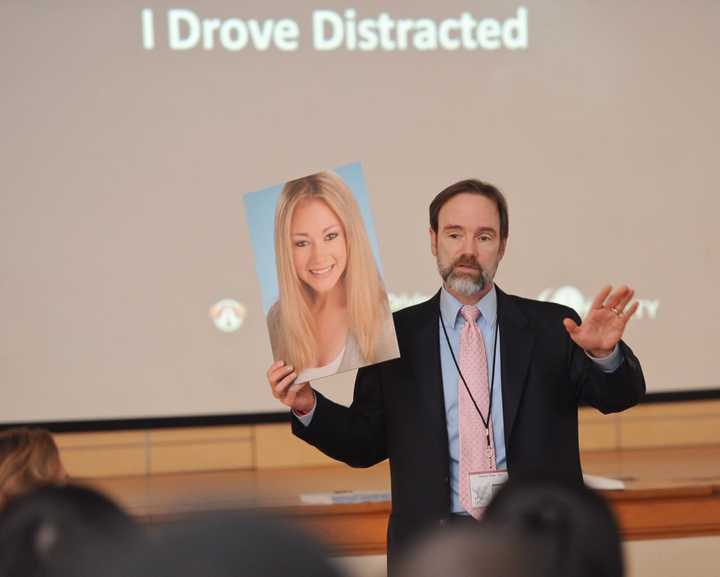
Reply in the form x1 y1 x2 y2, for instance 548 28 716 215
266 170 398 386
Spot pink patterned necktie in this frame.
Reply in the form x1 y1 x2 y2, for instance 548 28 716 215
458 305 495 519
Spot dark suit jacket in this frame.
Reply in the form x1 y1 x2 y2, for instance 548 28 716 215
292 287 645 560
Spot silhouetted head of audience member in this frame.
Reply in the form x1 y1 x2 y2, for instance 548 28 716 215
0 483 142 577
0 428 66 509
484 476 624 577
396 524 544 577
89 511 343 577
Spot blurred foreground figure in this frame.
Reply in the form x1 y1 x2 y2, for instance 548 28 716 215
485 477 624 577
0 484 142 577
0 428 66 509
396 524 544 577
85 511 344 577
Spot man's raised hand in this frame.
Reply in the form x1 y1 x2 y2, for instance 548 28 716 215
562 285 639 358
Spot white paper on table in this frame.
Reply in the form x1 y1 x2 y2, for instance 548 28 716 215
583 473 625 490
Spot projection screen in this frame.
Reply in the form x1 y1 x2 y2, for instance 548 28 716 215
2 0 718 424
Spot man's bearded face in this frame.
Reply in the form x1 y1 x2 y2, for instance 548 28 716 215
437 253 494 297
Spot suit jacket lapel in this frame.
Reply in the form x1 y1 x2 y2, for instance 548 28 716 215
408 291 449 464
497 287 535 452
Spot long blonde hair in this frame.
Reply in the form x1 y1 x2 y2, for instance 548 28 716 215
0 428 64 508
272 170 389 372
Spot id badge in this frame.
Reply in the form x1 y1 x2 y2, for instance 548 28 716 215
468 470 509 508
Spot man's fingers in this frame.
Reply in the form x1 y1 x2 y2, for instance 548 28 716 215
563 318 579 334
622 301 639 323
606 285 631 311
274 369 296 392
266 360 285 381
615 288 635 314
269 364 294 386
284 381 307 406
273 370 297 398
590 286 612 310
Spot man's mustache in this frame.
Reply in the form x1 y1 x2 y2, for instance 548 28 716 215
452 256 482 271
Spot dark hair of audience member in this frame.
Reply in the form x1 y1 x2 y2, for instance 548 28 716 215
0 483 142 577
395 524 545 577
0 428 66 509
484 476 624 577
89 511 343 577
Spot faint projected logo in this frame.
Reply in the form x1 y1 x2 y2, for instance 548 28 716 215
537 286 659 320
209 299 247 333
388 292 430 312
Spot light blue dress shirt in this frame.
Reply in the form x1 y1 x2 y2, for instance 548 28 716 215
439 286 506 513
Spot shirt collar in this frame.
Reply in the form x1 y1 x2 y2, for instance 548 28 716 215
440 284 498 329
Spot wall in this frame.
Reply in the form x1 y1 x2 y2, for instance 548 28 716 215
55 399 720 476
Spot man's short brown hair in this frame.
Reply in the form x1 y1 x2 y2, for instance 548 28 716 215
429 179 509 240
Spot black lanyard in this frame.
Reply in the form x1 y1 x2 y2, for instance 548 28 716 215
439 303 499 447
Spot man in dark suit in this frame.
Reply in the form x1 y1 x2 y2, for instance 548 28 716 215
267 179 645 562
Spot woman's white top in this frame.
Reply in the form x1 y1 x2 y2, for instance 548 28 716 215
295 346 346 384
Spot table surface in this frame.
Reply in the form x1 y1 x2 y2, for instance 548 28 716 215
86 445 720 551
